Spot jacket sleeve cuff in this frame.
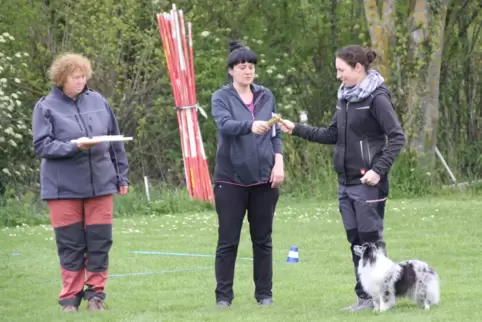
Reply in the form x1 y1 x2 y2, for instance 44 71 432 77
291 123 303 136
69 142 81 155
371 165 386 177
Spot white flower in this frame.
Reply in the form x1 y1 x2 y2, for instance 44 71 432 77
200 31 210 37
2 168 11 176
14 78 20 83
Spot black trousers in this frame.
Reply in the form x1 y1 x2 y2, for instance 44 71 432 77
338 179 389 299
214 182 279 303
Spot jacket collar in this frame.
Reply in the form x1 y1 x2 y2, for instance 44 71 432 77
225 82 264 94
51 85 89 101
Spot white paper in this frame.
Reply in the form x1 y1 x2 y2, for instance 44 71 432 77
71 135 133 143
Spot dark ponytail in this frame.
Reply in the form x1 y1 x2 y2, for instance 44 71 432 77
336 45 378 71
365 48 377 65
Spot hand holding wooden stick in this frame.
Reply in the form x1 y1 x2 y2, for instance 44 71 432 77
267 113 282 127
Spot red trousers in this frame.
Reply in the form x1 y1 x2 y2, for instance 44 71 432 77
48 194 113 307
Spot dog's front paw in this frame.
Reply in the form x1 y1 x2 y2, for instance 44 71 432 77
378 305 390 312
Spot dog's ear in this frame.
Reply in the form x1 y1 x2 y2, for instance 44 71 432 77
353 245 364 257
361 243 378 266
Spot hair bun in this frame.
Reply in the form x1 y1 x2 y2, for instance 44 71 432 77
228 40 244 53
365 48 377 64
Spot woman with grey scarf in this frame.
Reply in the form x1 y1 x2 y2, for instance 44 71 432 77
280 45 405 312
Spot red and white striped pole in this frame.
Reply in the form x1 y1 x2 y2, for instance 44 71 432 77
156 4 214 203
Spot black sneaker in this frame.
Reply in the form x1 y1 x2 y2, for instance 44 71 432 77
216 300 231 308
258 298 273 305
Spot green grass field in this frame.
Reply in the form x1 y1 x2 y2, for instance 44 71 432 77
1 194 481 321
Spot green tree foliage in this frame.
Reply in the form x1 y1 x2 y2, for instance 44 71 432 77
0 33 38 195
0 0 481 199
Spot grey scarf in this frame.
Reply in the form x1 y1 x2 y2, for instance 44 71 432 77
337 70 384 103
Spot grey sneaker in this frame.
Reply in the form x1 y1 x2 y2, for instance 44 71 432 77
216 300 231 308
258 298 273 305
340 298 374 312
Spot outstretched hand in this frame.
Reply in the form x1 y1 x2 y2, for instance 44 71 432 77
279 119 295 134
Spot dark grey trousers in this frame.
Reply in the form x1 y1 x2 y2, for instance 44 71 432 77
338 179 389 299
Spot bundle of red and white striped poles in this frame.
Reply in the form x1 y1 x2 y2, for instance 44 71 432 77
156 4 214 203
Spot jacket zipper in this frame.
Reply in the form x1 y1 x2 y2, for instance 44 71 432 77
229 89 265 117
343 102 349 184
74 101 96 197
251 92 265 116
359 139 372 168
229 89 266 182
360 140 365 168
252 92 265 180
360 140 370 169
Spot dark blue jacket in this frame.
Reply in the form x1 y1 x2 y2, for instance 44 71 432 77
211 83 283 186
32 86 129 200
292 84 405 185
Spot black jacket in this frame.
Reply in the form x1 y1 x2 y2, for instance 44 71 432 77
292 84 405 185
211 83 283 185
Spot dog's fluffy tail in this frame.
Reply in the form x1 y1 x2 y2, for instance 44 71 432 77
426 271 441 305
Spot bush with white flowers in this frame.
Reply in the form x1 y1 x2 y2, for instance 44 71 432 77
0 32 36 191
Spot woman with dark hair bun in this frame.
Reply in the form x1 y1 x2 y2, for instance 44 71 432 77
280 44 405 312
211 40 284 307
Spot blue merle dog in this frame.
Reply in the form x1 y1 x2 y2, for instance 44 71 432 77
353 242 441 312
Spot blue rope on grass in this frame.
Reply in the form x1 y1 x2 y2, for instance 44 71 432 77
130 250 254 261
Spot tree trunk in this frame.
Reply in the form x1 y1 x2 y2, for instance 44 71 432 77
363 0 396 80
405 0 449 166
